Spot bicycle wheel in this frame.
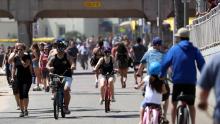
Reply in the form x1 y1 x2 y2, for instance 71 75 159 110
104 87 110 113
183 107 190 124
53 93 59 119
177 106 189 124
60 92 66 118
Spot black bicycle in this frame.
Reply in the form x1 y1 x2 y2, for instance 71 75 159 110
50 73 66 119
176 94 195 124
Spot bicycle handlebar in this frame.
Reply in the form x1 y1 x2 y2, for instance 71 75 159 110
49 73 65 78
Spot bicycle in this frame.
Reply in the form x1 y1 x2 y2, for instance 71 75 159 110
176 94 195 124
50 73 66 119
103 72 115 113
143 104 162 124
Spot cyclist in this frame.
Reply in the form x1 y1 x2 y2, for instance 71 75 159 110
136 37 170 122
130 37 147 86
93 47 116 104
135 62 167 124
159 27 205 124
46 41 76 114
91 40 104 88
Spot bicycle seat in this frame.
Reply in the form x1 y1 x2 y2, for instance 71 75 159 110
176 95 195 102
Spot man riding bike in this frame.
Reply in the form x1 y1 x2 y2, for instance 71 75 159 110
46 40 76 114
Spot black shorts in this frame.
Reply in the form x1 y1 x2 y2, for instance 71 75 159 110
172 84 196 105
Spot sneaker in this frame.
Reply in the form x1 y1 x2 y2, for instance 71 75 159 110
33 86 42 91
95 81 98 88
16 106 20 110
19 111 24 117
45 86 50 92
99 99 104 105
63 107 71 114
24 110 28 116
51 95 54 100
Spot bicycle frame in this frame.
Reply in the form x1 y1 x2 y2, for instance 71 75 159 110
104 73 112 113
50 73 66 119
143 105 161 124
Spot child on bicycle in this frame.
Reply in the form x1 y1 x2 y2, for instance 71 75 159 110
135 62 167 124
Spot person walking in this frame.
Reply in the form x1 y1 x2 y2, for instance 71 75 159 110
11 43 32 117
130 37 146 86
159 27 205 124
31 43 42 91
116 42 129 88
91 40 104 88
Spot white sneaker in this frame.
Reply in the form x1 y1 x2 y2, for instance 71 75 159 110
99 99 104 105
51 95 54 100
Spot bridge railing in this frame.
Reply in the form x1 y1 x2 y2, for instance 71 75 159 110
188 3 220 51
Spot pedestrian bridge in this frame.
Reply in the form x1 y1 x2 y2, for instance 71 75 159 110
0 0 182 46
189 3 220 60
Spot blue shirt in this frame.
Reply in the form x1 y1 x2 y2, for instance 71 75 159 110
160 40 205 85
140 48 164 74
198 53 220 121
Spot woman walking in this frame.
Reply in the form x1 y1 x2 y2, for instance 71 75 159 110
31 43 42 91
11 44 32 117
116 43 129 88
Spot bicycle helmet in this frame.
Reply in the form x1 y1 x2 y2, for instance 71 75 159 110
149 62 161 75
57 41 67 51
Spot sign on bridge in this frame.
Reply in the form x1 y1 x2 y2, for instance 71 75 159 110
83 0 102 8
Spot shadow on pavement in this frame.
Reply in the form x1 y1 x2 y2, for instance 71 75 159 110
66 113 139 119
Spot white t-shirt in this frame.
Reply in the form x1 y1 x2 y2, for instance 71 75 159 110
143 75 162 105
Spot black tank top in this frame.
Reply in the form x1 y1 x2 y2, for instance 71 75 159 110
53 53 72 77
14 55 32 83
100 57 114 75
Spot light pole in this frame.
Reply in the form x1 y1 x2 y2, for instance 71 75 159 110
157 0 161 37
182 0 190 27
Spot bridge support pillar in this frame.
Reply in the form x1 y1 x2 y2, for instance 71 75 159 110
17 21 33 47
150 21 160 39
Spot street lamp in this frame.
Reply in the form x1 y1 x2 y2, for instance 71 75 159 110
157 0 161 37
182 0 190 26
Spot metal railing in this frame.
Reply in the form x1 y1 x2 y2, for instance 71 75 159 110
188 3 220 51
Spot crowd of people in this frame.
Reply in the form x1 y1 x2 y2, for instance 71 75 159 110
1 26 220 124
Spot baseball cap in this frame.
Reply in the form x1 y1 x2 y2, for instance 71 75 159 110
152 37 162 46
175 27 189 38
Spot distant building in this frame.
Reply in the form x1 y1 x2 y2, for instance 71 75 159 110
0 18 119 39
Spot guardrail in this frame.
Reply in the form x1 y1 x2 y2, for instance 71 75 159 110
188 3 220 51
